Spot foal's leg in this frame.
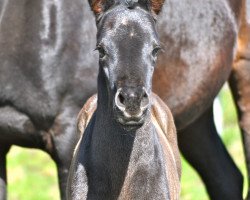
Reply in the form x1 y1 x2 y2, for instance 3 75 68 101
178 106 243 200
0 144 10 200
228 2 250 198
46 102 81 200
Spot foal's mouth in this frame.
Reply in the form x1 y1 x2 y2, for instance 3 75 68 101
118 116 144 125
114 108 148 129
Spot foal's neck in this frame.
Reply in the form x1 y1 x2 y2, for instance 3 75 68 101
93 67 159 164
91 108 169 199
88 68 169 199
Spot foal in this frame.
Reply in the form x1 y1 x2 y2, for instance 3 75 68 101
67 0 181 199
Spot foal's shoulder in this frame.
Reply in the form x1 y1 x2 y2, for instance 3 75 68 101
77 94 97 136
151 93 177 145
67 95 97 198
72 94 97 164
151 93 181 179
151 93 175 134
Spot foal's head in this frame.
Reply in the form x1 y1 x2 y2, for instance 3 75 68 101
89 0 164 128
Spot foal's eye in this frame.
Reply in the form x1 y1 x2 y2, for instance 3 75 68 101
96 46 107 59
152 46 162 58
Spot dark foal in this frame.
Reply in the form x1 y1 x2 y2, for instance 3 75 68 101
67 0 181 199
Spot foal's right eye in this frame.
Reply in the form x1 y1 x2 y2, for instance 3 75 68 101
152 46 162 58
96 46 107 59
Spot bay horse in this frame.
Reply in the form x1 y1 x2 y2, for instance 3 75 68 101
67 0 181 199
0 0 249 199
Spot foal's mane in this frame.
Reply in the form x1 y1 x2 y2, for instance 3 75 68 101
124 0 139 8
90 0 164 17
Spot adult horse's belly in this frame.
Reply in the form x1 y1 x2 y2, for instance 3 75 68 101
154 0 238 130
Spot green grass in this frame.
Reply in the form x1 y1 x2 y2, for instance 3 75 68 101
6 84 248 199
7 148 60 200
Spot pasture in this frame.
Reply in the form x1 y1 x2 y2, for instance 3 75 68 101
6 84 247 200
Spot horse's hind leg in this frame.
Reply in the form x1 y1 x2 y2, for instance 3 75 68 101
229 2 250 197
0 144 10 200
178 106 243 200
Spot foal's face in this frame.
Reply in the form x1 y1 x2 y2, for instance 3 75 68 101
96 6 161 127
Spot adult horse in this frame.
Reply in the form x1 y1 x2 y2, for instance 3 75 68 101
0 1 97 199
0 0 249 200
155 0 249 199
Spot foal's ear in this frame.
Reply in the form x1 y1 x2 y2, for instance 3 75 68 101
88 0 114 16
88 0 165 16
148 0 165 15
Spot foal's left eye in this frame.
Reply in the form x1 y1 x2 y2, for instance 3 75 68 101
152 46 162 58
96 46 107 59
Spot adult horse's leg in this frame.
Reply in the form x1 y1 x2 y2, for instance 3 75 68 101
0 144 10 200
178 106 243 200
229 1 250 197
45 99 81 200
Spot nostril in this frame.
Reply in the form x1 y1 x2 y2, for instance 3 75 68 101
118 93 125 105
115 89 126 111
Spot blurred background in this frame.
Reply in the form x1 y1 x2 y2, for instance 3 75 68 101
6 84 247 200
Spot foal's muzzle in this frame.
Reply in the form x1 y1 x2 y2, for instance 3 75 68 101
114 87 150 126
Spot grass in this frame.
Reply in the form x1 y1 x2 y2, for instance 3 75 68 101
7 148 60 200
6 84 248 199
